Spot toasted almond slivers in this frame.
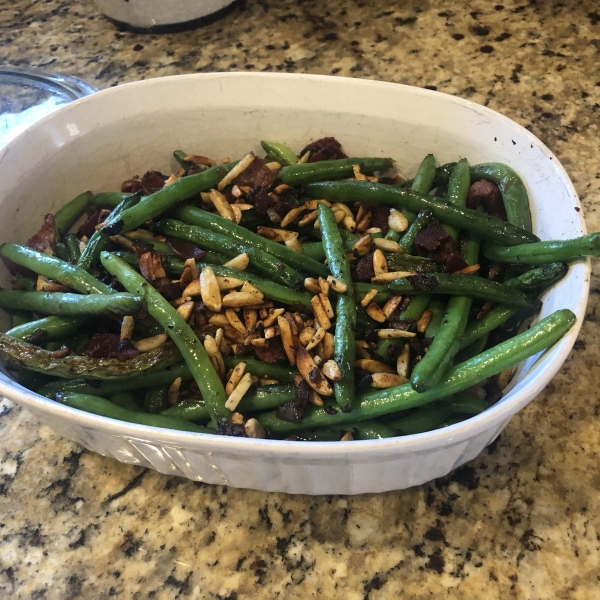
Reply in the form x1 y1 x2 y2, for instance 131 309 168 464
184 154 217 167
201 191 211 203
244 417 266 439
215 327 224 346
297 210 318 227
243 309 258 330
455 264 481 276
322 360 342 381
263 307 285 328
231 184 243 199
299 326 316 346
225 308 247 334
371 271 416 284
134 332 169 352
354 359 395 373
231 203 243 225
305 326 326 351
285 237 304 253
226 361 247 396
340 432 354 442
319 293 334 319
383 295 403 319
152 253 167 279
251 338 269 347
397 344 410 378
200 266 222 312
322 332 334 361
356 212 372 233
303 199 331 210
277 315 296 366
208 188 235 221
217 153 255 191
223 291 264 308
280 206 306 228
176 300 195 322
168 377 182 406
120 316 134 340
225 372 253 411
352 235 372 257
298 150 311 164
477 301 495 320
373 249 388 275
388 209 409 233
296 346 333 396
342 216 357 232
235 203 254 211
311 295 332 330
231 411 244 424
260 378 279 386
182 279 201 298
327 276 348 293
265 161 282 170
241 281 264 299
264 326 280 339
205 334 225 378
360 288 379 308
366 303 387 323
182 257 200 283
315 277 328 296
355 340 371 360
308 390 324 407
416 310 433 333
373 238 403 253
304 277 321 294
353 164 368 181
370 372 408 388
377 329 417 339
208 314 230 327
216 276 244 290
223 253 249 271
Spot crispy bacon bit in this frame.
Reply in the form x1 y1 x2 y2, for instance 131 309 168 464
121 177 144 194
467 180 507 220
253 337 287 364
165 239 206 261
153 277 182 301
276 379 310 424
77 209 104 239
353 253 376 283
122 170 167 195
27 213 57 255
81 333 140 361
414 222 467 273
370 206 391 236
233 155 278 189
300 137 348 163
216 419 248 437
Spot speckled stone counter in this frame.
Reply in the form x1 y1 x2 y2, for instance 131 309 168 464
0 0 599 598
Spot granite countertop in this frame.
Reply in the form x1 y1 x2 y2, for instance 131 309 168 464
0 0 599 597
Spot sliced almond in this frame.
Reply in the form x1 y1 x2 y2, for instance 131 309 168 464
342 216 356 232
397 344 410 378
354 359 395 373
280 206 306 228
388 209 409 233
322 332 334 361
365 227 382 235
352 235 372 257
266 161 281 170
377 329 417 339
308 390 324 407
262 307 285 328
184 154 216 167
298 150 311 164
373 238 403 253
283 312 299 335
382 295 403 319
222 291 263 308
371 271 416 284
311 295 332 330
285 237 304 253
235 203 254 211
168 376 182 406
216 276 244 290
372 249 388 275
296 346 333 396
316 277 328 296
277 315 296 366
305 326 326 351
356 212 372 233
322 360 342 381
251 337 269 348
208 189 235 221
340 432 354 442
365 303 387 323
360 288 379 308
243 309 258 330
217 152 255 190
353 164 367 181
120 316 134 340
208 314 230 327
176 300 195 322
241 281 264 299
182 279 201 298
370 372 408 388
225 371 253 411
223 253 249 270
454 264 481 276
260 378 280 386
355 340 371 359
204 334 225 378
326 276 347 293
244 418 266 438
416 310 433 333
179 258 200 287
230 203 243 225
299 326 316 346
225 309 247 334
226 361 247 395
152 253 167 279
304 277 321 294
231 411 244 424
164 173 182 186
199 266 222 312
319 293 335 319
134 333 169 352
264 326 280 339
297 210 318 227
214 327 224 347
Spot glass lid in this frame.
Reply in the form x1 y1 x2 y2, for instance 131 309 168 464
0 66 98 148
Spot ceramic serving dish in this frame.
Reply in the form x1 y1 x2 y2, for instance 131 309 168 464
0 73 589 494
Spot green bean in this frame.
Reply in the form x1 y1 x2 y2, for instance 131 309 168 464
101 252 228 423
443 158 470 240
342 420 396 439
353 283 391 305
423 298 446 338
454 333 489 363
174 206 329 278
399 294 432 324
483 234 600 265
223 355 297 382
0 290 141 316
110 392 142 411
387 273 532 307
284 429 342 442
10 311 31 328
77 192 142 272
1 243 113 295
398 210 433 254
15 275 35 291
318 203 356 411
99 162 238 237
261 141 298 166
470 163 532 232
373 339 396 363
54 191 92 237
397 162 457 190
387 155 436 240
503 263 568 292
90 192 135 209
0 333 180 379
5 315 87 343
304 181 539 246
386 253 440 273
56 392 211 433
155 219 303 288
173 150 195 172
161 383 296 422
64 234 81 263
55 243 69 262
458 305 520 350
258 309 575 432
144 385 169 414
279 157 393 186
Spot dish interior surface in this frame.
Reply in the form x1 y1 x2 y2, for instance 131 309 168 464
0 74 588 493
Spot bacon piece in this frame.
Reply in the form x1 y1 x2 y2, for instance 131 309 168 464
27 213 56 255
300 137 348 163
